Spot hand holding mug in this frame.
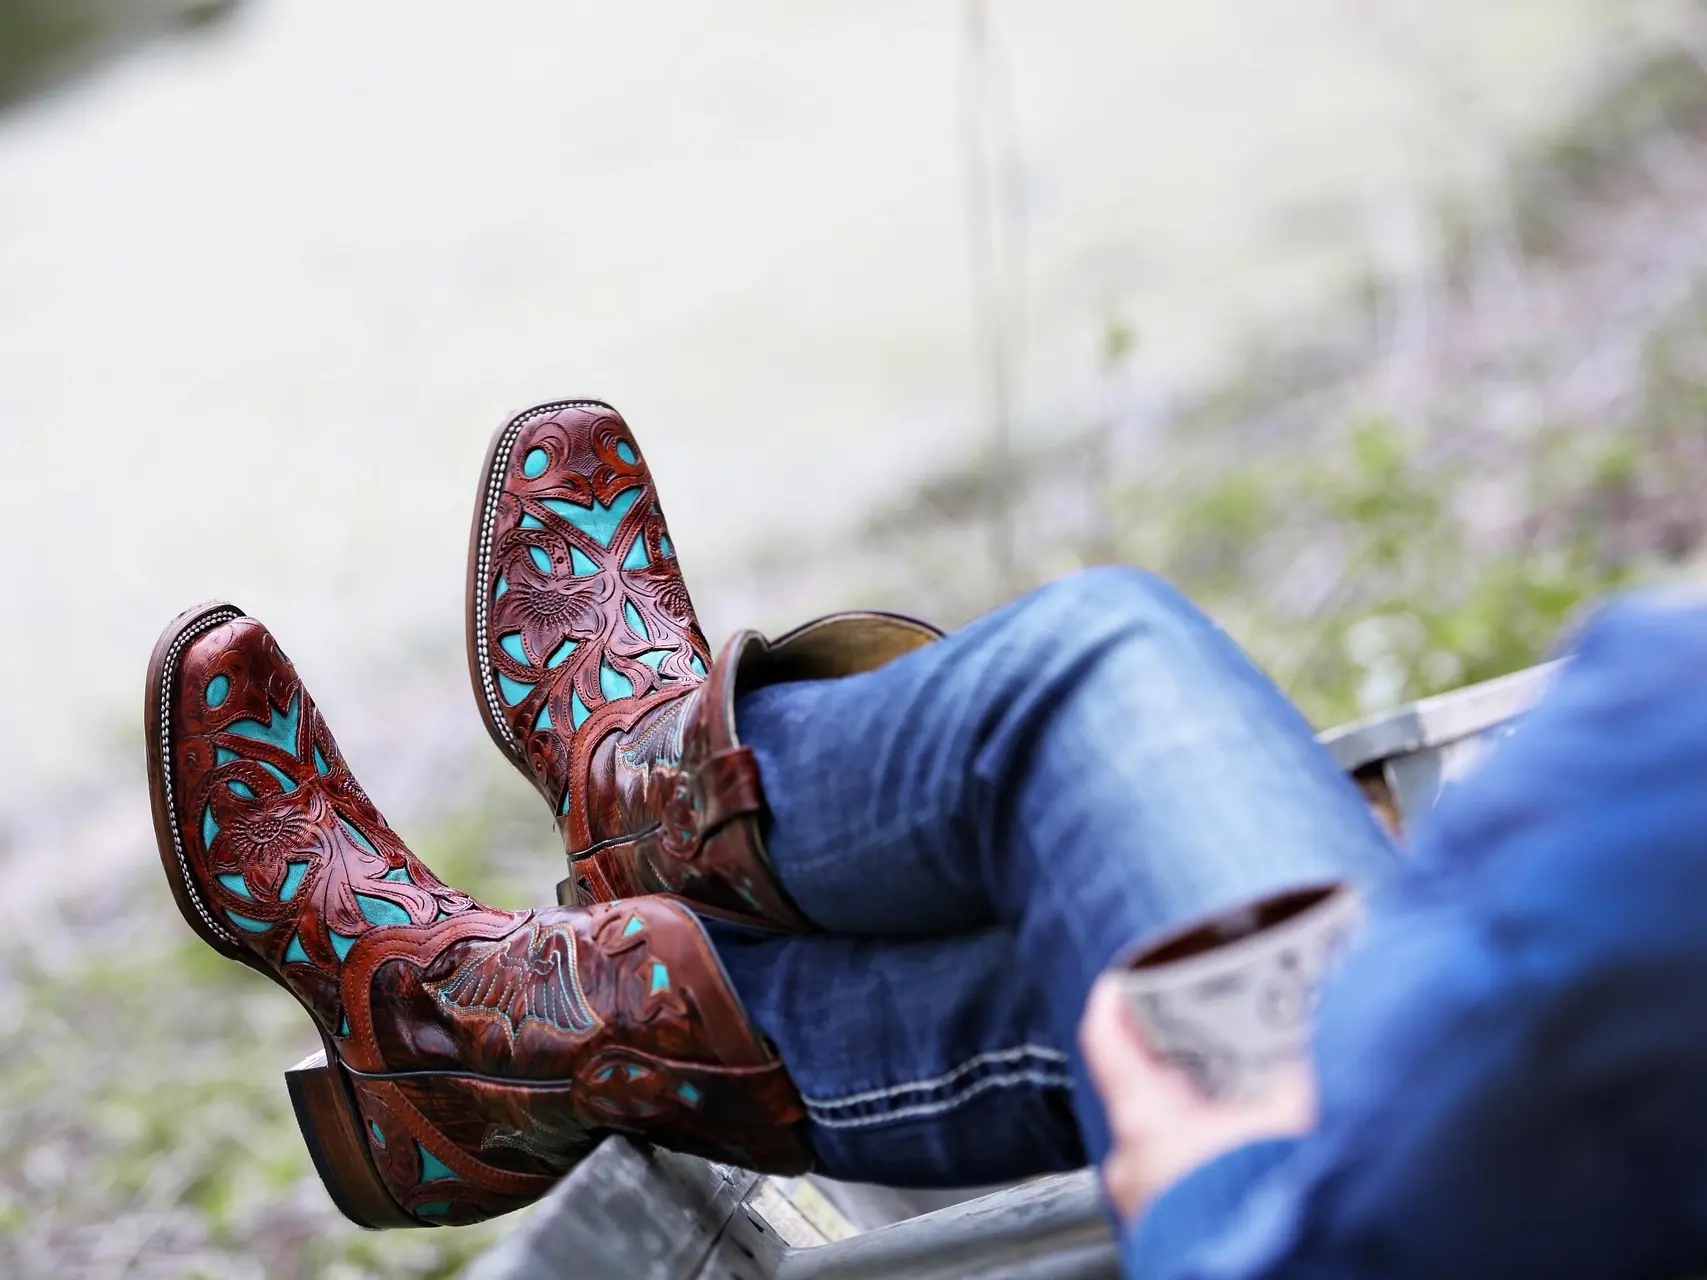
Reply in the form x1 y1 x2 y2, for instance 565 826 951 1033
1079 882 1361 1222
1079 977 1315 1221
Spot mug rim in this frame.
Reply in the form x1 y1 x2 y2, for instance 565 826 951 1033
1118 880 1356 980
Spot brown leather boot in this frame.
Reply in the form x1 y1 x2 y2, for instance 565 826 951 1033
147 603 811 1229
465 400 940 930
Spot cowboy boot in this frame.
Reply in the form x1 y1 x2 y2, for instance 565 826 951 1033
464 399 940 930
147 602 811 1229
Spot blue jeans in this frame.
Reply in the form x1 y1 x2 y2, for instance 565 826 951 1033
713 568 1398 1185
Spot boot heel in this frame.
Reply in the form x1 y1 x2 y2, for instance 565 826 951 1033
286 1039 418 1229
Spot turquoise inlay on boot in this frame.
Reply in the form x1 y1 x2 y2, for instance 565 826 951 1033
677 1082 703 1105
226 910 271 933
257 760 298 793
338 1014 351 1036
523 447 549 477
689 654 706 678
499 633 529 664
519 512 545 531
283 934 309 964
659 534 674 557
215 746 239 766
650 962 670 993
535 704 552 731
330 931 359 960
546 638 576 668
638 649 669 671
570 689 591 728
542 488 641 548
336 815 379 856
622 534 649 571
623 915 644 936
313 746 330 775
494 573 509 599
280 862 308 900
599 660 634 701
369 1121 387 1147
498 672 535 705
227 780 255 799
527 546 551 572
201 804 218 848
559 791 572 817
570 546 598 576
206 674 230 707
616 441 638 464
228 692 304 758
623 601 650 640
416 1202 451 1218
217 873 252 899
418 1144 461 1182
356 894 410 927
382 866 411 884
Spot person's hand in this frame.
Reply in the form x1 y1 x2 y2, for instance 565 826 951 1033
1078 975 1317 1223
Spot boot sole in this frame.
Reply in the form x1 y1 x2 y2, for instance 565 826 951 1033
145 601 417 1230
464 398 617 806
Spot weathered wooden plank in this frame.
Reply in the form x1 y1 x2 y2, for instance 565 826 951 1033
464 1138 756 1280
775 1170 1116 1280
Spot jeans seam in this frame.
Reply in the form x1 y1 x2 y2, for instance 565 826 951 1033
806 1068 1073 1129
803 1044 1068 1110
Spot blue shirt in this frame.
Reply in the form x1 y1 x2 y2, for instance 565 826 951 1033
1128 587 1707 1279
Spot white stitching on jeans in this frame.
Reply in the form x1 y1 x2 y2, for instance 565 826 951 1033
802 1045 1068 1112
805 1069 1073 1130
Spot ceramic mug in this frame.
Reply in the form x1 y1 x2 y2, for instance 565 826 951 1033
1116 881 1364 1101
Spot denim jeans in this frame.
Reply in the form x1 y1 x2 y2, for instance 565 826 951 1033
713 567 1398 1186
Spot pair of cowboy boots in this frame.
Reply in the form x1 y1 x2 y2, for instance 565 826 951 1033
147 401 939 1228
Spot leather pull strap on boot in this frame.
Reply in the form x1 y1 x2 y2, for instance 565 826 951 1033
147 603 811 1230
601 613 946 922
467 401 942 931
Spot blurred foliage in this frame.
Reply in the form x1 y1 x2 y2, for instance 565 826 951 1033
871 343 1702 733
0 0 98 107
1106 275 1707 727
1511 47 1707 257
0 0 236 111
1120 417 1636 728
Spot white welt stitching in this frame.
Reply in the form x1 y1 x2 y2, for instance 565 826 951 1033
805 1069 1073 1130
473 399 610 756
801 1044 1068 1111
159 605 246 947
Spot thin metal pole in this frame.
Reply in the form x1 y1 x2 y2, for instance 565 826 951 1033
960 0 1026 595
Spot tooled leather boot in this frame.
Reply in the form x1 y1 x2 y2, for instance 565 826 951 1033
147 603 811 1229
465 400 940 930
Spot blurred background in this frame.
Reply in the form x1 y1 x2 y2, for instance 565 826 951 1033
4 0 1707 1274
